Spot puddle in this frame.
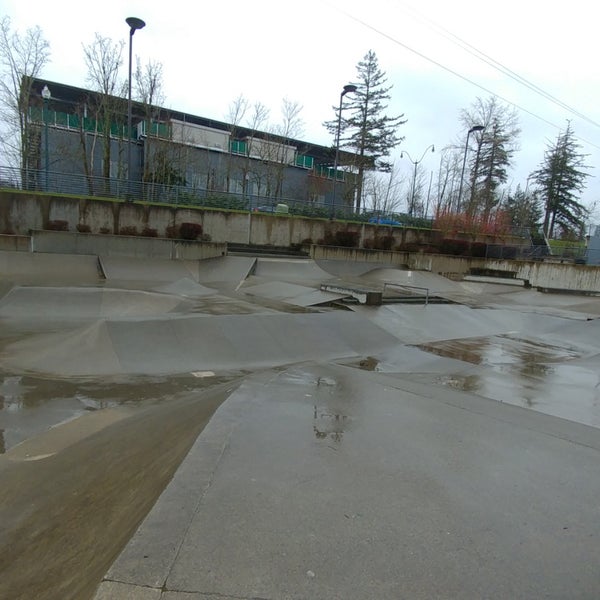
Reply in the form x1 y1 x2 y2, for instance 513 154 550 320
0 371 242 454
416 334 581 367
417 334 600 427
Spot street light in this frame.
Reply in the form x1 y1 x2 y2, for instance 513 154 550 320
41 85 51 191
126 16 145 201
332 83 357 218
457 124 484 211
401 144 434 217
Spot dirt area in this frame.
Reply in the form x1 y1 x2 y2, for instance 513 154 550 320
0 379 239 600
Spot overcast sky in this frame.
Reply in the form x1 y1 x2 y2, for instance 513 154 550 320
4 0 600 216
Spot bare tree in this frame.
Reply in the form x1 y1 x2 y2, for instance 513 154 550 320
82 34 125 182
272 98 303 198
243 101 269 198
134 57 166 186
362 166 405 214
0 16 50 181
225 94 249 193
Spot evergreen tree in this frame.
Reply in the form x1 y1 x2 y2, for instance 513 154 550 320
461 96 520 224
531 122 590 238
326 50 406 211
502 184 543 231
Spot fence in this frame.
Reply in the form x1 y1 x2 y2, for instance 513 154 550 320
0 165 415 224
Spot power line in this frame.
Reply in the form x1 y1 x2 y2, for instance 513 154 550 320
397 1 600 130
326 1 600 151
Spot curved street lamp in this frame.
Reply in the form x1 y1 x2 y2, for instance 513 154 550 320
332 83 357 218
401 144 435 217
126 17 145 200
457 124 484 211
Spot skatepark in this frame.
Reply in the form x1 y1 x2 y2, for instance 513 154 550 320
1 249 600 599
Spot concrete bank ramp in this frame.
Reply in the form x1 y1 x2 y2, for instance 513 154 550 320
99 256 199 283
354 303 572 345
193 256 257 288
0 286 194 319
241 280 345 307
1 312 398 377
0 250 101 283
253 258 334 283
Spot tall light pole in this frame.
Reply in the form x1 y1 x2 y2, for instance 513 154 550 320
126 16 145 201
401 144 434 217
332 83 357 218
41 85 51 191
457 124 484 211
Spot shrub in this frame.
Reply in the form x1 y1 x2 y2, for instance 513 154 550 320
439 238 469 256
99 227 111 234
179 222 203 241
76 224 91 233
363 238 375 250
470 242 487 257
141 227 158 237
46 220 68 231
333 230 360 248
376 235 395 251
165 224 179 239
119 225 138 236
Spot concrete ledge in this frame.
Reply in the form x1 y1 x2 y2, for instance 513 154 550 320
31 230 226 260
320 283 382 305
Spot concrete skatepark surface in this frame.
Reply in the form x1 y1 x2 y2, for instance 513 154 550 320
1 251 599 599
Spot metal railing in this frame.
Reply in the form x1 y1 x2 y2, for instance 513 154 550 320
0 165 395 223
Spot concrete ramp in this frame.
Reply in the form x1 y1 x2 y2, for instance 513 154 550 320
315 259 400 278
99 256 198 282
354 304 569 345
1 312 398 377
194 256 256 288
0 251 101 283
241 280 345 307
0 286 193 319
253 258 334 283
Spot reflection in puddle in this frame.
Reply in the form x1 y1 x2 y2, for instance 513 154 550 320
417 335 600 427
416 334 580 367
0 371 242 454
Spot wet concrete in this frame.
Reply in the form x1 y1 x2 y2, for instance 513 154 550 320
2 253 600 599
99 363 600 599
0 380 239 600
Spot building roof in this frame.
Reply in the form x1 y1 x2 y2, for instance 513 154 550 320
31 78 359 167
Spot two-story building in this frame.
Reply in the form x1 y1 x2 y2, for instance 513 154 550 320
27 78 359 213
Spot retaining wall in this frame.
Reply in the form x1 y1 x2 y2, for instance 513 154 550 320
0 190 525 250
310 245 600 294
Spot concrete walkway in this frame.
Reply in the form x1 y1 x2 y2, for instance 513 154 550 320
94 363 600 599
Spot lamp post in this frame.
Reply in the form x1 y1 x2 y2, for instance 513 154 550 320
457 124 484 211
41 85 51 191
332 84 357 218
126 16 145 201
401 144 434 217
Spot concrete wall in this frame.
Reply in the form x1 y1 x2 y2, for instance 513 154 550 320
310 245 600 293
31 230 227 259
0 235 30 252
0 190 526 250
